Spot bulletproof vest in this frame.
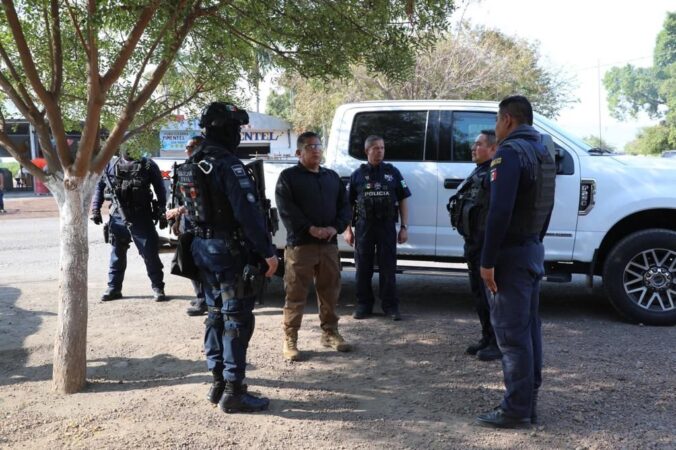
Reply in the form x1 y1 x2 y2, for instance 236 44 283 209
356 164 397 222
175 145 240 234
448 164 490 239
112 158 152 210
504 138 556 237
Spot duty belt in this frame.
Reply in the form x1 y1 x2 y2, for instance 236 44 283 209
194 227 234 240
501 234 540 248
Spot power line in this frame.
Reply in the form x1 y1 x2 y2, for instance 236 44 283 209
572 56 653 72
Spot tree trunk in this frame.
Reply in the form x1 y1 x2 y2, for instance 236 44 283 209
49 173 99 393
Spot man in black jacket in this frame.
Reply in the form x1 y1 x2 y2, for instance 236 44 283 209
275 131 352 361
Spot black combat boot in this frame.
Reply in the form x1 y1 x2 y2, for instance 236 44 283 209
101 287 122 302
218 381 269 413
477 342 502 361
207 370 225 404
186 297 208 316
465 337 489 355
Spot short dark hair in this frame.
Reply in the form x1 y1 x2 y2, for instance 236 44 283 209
499 95 533 126
190 135 204 142
297 131 320 149
480 129 496 146
364 135 384 149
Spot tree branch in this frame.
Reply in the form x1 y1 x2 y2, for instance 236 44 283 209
2 0 72 170
63 0 89 58
124 86 205 141
0 129 46 182
127 3 185 103
94 3 197 172
50 0 63 97
100 1 160 93
0 42 40 112
71 0 104 177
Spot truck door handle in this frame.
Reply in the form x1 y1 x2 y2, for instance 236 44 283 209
444 178 464 189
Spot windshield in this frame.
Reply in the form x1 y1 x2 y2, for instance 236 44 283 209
534 113 597 153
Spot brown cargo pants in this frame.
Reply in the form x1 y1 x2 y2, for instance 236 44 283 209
283 243 341 333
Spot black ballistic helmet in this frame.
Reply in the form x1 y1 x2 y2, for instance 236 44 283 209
199 102 249 129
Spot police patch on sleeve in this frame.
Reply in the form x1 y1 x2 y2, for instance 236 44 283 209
490 168 497 182
490 157 502 167
246 192 256 203
232 164 247 177
231 164 252 188
401 180 408 189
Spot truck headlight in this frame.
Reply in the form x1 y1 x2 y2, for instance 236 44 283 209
579 179 596 215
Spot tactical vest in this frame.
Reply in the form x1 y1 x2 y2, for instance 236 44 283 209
356 164 397 222
448 164 490 239
175 145 242 235
504 138 556 237
111 158 152 212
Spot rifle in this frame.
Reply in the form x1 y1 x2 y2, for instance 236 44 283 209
167 161 179 230
102 158 132 228
245 159 279 236
244 159 279 304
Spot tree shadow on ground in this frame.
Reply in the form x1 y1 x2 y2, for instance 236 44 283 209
0 285 55 386
1 353 208 391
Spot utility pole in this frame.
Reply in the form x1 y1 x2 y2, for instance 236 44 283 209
597 58 603 146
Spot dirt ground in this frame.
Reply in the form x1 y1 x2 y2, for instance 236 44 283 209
0 197 675 449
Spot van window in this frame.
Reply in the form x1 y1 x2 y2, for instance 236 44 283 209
439 111 496 162
349 111 428 161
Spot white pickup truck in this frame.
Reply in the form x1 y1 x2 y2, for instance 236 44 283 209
157 100 676 326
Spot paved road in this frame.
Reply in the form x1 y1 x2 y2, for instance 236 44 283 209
0 208 617 323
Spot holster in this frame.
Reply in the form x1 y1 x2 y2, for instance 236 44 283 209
170 232 200 280
103 222 110 244
235 263 265 298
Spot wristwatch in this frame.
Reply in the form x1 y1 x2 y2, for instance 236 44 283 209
400 224 408 229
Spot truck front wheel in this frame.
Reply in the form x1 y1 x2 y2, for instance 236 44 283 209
603 229 676 326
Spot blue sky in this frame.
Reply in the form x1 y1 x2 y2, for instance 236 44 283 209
460 0 673 150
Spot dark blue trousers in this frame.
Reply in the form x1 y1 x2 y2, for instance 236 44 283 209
107 213 164 290
192 237 254 383
489 241 544 419
354 219 398 313
465 246 496 343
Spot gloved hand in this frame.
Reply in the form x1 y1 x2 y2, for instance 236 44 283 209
158 215 168 230
90 210 103 225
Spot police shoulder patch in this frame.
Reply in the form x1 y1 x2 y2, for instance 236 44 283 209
232 164 247 177
490 157 502 167
490 168 497 182
401 180 408 188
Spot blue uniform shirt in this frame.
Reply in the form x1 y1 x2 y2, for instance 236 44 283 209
348 162 411 221
91 156 166 212
481 125 551 268
199 142 275 259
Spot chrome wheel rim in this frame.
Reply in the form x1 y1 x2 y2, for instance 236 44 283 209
623 248 676 312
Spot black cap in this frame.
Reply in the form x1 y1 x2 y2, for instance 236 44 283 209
198 102 249 128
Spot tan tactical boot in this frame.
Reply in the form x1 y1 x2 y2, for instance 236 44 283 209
283 330 300 361
320 329 352 352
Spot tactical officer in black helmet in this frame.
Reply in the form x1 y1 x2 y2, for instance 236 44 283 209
178 102 278 413
91 149 168 302
476 95 555 428
448 130 502 361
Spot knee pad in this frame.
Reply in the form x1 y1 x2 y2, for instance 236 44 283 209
222 313 254 342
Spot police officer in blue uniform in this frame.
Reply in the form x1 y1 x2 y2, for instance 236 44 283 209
178 102 278 413
448 130 502 361
476 96 556 428
91 151 168 302
344 135 411 321
166 135 208 316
